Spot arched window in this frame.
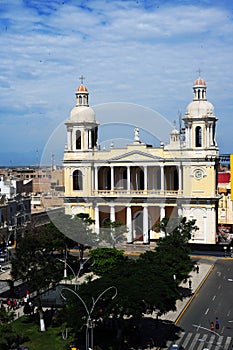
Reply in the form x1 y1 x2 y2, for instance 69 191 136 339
79 95 82 105
76 130 81 149
135 168 144 190
195 126 202 147
73 170 83 190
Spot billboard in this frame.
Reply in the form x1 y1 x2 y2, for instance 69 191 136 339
231 154 233 200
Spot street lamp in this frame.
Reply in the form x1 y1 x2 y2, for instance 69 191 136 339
223 246 227 257
57 256 92 290
61 286 117 350
230 247 233 258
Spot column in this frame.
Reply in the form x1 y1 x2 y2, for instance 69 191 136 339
160 165 164 192
178 164 182 193
94 166 98 191
67 127 71 150
143 206 149 244
126 206 133 243
144 166 148 191
160 206 166 237
110 204 115 222
127 166 131 191
178 205 182 217
94 206 99 234
111 166 114 191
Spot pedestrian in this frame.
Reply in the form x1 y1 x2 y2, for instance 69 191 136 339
215 317 220 330
196 265 199 273
189 279 192 289
210 321 214 332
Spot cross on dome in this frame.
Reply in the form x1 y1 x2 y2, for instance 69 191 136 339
79 75 85 85
197 68 202 77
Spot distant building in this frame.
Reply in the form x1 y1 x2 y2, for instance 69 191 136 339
63 77 220 244
0 193 31 246
0 166 64 212
218 155 233 240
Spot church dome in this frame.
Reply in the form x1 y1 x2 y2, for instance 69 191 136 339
186 100 214 117
70 106 95 123
184 75 215 118
193 77 206 86
77 85 88 92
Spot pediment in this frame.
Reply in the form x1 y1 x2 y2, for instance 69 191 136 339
108 150 163 162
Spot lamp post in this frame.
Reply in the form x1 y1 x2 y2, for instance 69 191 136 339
230 247 233 258
61 286 117 350
223 246 227 257
57 256 92 290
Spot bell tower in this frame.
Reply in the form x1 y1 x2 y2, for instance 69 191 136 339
183 76 218 150
65 77 99 152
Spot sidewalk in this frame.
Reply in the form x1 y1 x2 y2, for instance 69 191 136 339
160 257 214 324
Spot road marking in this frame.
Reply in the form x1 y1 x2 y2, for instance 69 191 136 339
182 332 192 348
193 324 221 337
218 284 221 289
221 325 225 334
212 295 216 301
205 308 209 315
228 278 233 282
224 336 232 349
227 310 231 317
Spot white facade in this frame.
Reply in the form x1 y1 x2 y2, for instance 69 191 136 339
63 77 220 244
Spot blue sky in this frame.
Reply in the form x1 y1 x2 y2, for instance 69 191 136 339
0 0 233 165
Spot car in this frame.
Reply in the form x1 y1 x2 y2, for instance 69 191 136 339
0 253 9 263
168 345 181 350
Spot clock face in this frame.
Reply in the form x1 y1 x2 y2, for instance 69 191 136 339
194 169 203 179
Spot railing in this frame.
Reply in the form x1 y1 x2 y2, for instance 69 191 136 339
92 189 183 197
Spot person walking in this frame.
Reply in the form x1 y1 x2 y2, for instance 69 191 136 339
210 321 214 332
215 317 220 331
189 279 192 289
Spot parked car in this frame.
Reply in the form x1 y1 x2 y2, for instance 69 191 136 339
169 345 182 350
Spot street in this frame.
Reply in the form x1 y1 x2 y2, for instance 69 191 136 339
164 259 233 349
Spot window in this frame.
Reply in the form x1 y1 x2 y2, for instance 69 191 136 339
73 170 83 190
195 126 202 147
76 130 81 149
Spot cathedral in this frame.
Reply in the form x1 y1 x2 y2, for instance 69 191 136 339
63 77 219 244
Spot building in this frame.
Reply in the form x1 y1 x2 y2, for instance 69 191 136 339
218 154 233 240
0 166 64 212
63 77 220 244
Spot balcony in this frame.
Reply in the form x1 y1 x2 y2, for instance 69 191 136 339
92 189 183 198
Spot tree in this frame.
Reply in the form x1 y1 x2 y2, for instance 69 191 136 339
99 220 127 248
0 306 17 349
48 213 99 251
155 216 198 281
11 232 63 294
88 247 126 276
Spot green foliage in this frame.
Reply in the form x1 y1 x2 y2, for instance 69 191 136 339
89 247 126 275
12 316 74 350
63 217 195 326
50 213 98 247
0 306 22 350
0 305 15 324
11 232 64 294
155 216 198 281
99 220 127 248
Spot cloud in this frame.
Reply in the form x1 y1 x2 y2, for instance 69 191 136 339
0 0 232 165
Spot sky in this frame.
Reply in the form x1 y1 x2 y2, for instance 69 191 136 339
0 0 233 166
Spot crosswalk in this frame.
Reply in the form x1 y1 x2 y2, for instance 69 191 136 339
165 331 232 349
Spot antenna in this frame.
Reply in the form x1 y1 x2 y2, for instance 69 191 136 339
51 153 55 171
178 110 182 133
